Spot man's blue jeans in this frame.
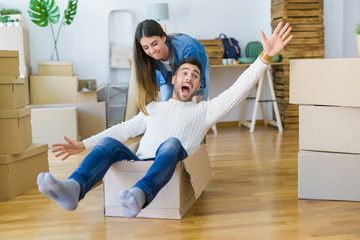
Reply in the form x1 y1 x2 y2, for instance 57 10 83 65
68 137 188 207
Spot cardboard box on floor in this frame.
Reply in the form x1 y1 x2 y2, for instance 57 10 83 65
104 143 213 219
290 58 360 107
298 150 360 202
30 75 78 104
0 143 48 200
0 107 32 155
37 61 73 76
299 105 360 154
31 102 106 141
0 77 26 110
0 51 19 77
0 26 30 66
31 106 79 147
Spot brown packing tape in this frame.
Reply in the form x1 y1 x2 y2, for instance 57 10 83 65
37 61 73 66
0 50 19 58
0 106 31 119
0 77 25 85
0 143 48 164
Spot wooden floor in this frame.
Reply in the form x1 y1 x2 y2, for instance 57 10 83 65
1 126 360 240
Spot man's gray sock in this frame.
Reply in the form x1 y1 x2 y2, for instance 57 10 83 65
37 172 80 211
117 187 146 218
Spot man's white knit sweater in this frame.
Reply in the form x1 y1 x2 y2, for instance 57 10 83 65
83 58 268 159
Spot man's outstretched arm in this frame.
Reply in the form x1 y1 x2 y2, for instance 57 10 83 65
206 22 293 124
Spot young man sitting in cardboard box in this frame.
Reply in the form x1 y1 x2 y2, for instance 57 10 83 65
37 23 293 218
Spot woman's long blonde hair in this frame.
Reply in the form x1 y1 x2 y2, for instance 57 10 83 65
134 19 173 115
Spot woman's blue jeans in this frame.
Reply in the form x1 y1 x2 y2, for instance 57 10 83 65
68 137 188 207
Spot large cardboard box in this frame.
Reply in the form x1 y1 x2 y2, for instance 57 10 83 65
0 107 32 155
0 50 19 77
290 58 360 107
31 106 79 147
104 143 213 219
298 150 360 201
299 105 360 154
37 61 73 76
31 102 106 140
30 75 78 104
0 26 30 66
0 143 48 200
0 77 25 110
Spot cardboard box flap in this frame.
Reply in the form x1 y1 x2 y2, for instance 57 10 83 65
0 106 31 119
0 143 48 164
78 79 97 92
37 61 73 66
0 77 25 85
0 50 19 58
183 144 213 199
110 160 155 172
128 142 140 153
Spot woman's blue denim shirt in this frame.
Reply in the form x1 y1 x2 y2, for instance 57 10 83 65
156 33 208 97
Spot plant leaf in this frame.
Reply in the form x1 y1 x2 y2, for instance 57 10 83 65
31 19 48 27
64 0 78 25
28 0 60 27
0 16 10 23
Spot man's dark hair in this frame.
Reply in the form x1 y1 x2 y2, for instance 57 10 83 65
177 57 202 75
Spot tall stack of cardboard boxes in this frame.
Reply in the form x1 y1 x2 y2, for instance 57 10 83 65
0 23 31 104
290 58 360 201
0 50 48 200
271 0 325 129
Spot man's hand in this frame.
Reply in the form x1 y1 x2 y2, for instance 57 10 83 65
260 22 293 63
52 136 85 161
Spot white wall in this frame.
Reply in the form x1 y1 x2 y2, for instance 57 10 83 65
324 0 360 58
1 0 359 122
0 0 271 84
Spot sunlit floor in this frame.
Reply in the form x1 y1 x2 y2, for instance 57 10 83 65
1 126 360 239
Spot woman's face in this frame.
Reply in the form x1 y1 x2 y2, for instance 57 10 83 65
139 35 169 61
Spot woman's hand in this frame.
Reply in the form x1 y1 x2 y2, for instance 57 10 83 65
52 136 85 161
260 22 293 61
193 95 203 103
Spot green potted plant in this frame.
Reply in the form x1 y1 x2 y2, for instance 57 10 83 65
0 16 10 27
14 19 21 27
28 0 79 61
0 8 22 15
0 8 22 22
355 23 360 58
6 19 14 27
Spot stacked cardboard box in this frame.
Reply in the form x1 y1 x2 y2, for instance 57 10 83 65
30 61 78 104
30 62 106 144
271 0 325 129
290 58 360 201
0 26 31 105
30 61 79 146
0 50 48 200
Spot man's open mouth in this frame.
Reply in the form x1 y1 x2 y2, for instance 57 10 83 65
182 85 191 94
